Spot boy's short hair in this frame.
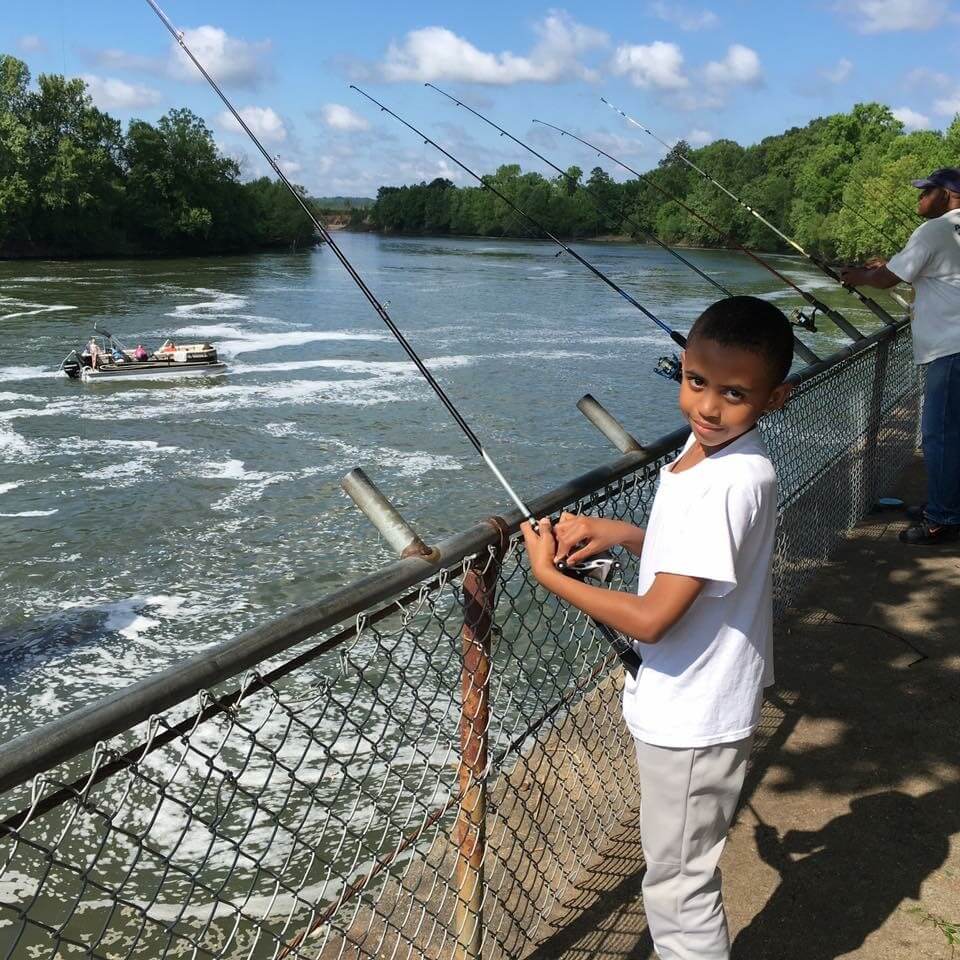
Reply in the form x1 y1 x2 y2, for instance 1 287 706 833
687 296 794 384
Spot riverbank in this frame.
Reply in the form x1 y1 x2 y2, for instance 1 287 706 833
0 238 323 261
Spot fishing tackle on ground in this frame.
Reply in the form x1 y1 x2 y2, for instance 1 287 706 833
534 119 864 348
142 0 641 676
602 98 899 330
349 85 688 383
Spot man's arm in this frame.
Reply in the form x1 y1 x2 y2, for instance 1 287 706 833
839 264 903 289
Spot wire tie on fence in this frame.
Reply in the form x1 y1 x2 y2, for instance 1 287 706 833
136 715 162 764
79 742 110 804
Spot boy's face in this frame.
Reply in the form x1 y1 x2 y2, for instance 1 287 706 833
679 339 791 449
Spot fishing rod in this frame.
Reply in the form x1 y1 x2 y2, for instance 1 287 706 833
425 86 731 300
425 84 819 366
534 119 862 343
350 85 687 364
143 0 534 523
143 1 643 690
839 198 901 250
602 98 899 329
846 179 916 236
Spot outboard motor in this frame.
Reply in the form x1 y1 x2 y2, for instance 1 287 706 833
60 350 83 380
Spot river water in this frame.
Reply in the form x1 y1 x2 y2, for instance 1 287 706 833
0 233 892 741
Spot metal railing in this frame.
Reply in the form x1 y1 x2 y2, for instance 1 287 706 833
0 318 921 960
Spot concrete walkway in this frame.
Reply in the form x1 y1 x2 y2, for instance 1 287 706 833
540 457 960 959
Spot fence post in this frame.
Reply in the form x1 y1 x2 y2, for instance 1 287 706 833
454 518 507 960
864 336 891 505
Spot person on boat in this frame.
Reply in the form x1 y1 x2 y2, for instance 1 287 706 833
840 167 960 546
134 344 149 361
522 296 794 960
87 340 100 369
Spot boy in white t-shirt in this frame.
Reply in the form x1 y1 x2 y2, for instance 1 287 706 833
521 296 794 960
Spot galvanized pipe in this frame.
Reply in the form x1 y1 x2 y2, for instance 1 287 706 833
577 394 644 454
341 467 436 560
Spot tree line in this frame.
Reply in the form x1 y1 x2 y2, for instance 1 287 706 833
369 103 960 261
0 54 315 257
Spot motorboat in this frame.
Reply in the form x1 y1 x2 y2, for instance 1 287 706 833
61 327 227 382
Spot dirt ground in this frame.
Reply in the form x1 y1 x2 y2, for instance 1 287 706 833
533 457 960 960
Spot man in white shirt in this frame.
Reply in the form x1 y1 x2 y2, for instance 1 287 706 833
840 167 960 545
522 296 793 959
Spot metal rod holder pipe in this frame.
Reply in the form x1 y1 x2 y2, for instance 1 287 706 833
341 467 436 560
577 394 644 454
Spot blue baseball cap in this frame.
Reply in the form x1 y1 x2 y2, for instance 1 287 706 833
911 167 960 193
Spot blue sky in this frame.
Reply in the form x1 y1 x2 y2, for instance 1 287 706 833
4 0 960 197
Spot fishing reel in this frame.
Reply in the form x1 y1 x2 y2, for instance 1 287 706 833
555 550 622 584
789 307 819 332
654 353 683 382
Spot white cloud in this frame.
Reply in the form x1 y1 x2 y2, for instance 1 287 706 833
703 44 762 87
933 95 960 116
648 1 719 30
688 128 715 146
81 75 162 110
88 47 164 73
892 106 931 129
835 0 949 33
379 11 607 84
904 66 952 90
168 26 272 88
215 106 287 144
821 57 854 84
610 41 689 89
321 103 370 132
18 35 46 53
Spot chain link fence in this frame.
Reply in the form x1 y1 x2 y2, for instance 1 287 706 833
0 320 920 960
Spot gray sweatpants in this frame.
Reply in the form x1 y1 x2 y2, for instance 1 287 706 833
634 736 753 960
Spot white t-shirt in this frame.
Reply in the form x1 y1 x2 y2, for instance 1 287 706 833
887 208 960 364
622 428 777 748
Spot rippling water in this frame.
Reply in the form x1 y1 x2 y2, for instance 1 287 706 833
0 233 893 739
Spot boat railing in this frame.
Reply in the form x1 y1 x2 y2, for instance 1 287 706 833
0 317 922 960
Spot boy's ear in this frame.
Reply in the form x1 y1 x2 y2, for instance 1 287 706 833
765 382 793 413
679 349 686 370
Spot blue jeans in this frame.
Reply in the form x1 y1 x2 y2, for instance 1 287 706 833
921 351 960 526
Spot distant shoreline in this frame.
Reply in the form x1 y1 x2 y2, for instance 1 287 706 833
0 240 323 263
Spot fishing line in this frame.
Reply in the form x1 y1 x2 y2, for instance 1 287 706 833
424 83 818 366
426 84 732 300
142 0 537 524
350 85 687 352
534 119 863 344
839 198 900 249
602 98 899 330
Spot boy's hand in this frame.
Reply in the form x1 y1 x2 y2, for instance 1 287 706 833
520 518 561 585
554 512 622 565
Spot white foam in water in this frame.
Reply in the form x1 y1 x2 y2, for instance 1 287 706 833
0 391 44 403
198 459 255 481
0 297 78 320
59 594 188 641
169 287 249 315
0 365 61 382
0 509 57 517
0 482 22 495
172 326 389 357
